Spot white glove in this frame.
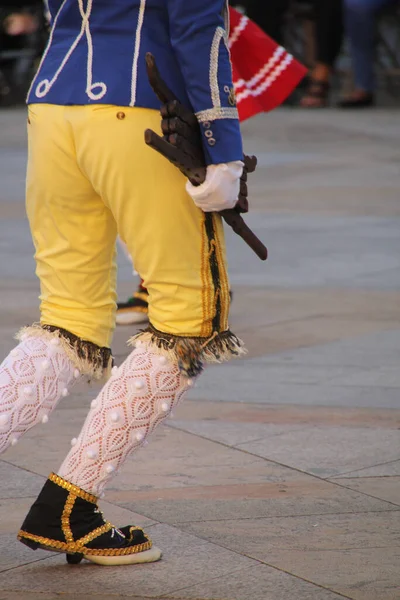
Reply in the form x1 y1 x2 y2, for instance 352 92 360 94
186 160 244 212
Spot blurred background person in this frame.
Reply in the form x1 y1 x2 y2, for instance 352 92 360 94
296 0 344 108
239 0 290 45
0 0 46 106
339 0 400 107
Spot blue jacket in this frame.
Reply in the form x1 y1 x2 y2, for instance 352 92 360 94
28 0 243 165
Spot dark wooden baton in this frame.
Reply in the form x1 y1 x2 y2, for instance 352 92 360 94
144 53 267 261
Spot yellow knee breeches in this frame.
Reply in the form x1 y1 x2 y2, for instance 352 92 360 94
26 104 230 348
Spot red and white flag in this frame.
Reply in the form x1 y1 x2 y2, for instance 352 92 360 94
229 7 307 121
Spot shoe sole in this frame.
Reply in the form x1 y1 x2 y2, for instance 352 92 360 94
19 536 162 566
84 546 162 566
115 312 149 325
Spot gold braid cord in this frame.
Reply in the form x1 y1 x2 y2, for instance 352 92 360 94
17 530 152 556
48 473 98 504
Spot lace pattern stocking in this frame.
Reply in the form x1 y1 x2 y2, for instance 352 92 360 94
0 335 82 454
58 343 193 496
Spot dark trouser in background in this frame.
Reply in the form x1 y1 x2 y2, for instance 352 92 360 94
240 0 343 68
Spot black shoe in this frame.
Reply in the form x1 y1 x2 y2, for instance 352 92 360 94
18 473 161 565
116 285 149 326
337 93 374 109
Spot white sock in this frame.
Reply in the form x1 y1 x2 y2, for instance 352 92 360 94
0 335 82 454
58 343 193 496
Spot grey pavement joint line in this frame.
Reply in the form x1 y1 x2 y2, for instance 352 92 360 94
232 424 319 447
165 423 400 508
329 458 400 479
145 522 355 600
0 555 56 575
0 459 47 480
168 508 399 525
324 482 400 508
238 556 354 600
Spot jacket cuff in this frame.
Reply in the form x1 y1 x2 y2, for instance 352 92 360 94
197 117 244 166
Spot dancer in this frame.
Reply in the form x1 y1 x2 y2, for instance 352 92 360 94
1 0 245 565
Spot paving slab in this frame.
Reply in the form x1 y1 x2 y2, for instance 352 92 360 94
0 533 50 573
113 477 397 525
0 497 39 535
330 477 400 506
165 563 346 600
0 594 152 600
185 376 400 409
0 594 190 600
172 401 400 430
169 420 308 447
0 461 44 499
188 329 400 408
236 426 400 478
330 460 400 479
178 512 400 600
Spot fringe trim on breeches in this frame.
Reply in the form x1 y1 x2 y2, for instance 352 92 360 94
128 324 246 378
16 324 112 380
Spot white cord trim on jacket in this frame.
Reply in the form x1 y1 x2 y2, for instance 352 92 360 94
130 0 147 106
33 0 107 101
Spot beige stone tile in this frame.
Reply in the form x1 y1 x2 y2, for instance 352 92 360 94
238 317 397 360
0 461 44 499
170 420 307 447
0 594 142 600
229 286 400 326
0 533 50 573
239 426 400 478
182 511 400 552
331 461 400 479
174 401 400 431
0 594 162 600
179 512 400 600
0 497 37 534
332 477 400 506
104 428 298 494
166 564 345 600
114 477 397 524
270 549 400 600
250 186 400 217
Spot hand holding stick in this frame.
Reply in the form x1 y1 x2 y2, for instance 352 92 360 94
144 53 267 261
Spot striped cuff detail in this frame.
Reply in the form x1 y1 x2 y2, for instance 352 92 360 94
195 107 239 123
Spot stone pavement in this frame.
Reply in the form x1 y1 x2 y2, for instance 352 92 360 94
0 107 399 600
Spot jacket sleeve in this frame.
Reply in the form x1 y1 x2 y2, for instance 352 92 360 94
166 0 243 166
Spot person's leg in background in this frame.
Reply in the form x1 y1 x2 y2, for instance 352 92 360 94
0 103 116 456
339 0 396 107
18 105 243 564
243 0 290 45
115 238 149 325
300 0 344 107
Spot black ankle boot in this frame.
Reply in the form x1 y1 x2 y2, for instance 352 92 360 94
18 473 162 565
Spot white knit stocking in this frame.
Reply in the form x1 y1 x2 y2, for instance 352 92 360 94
0 335 82 454
58 343 193 497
